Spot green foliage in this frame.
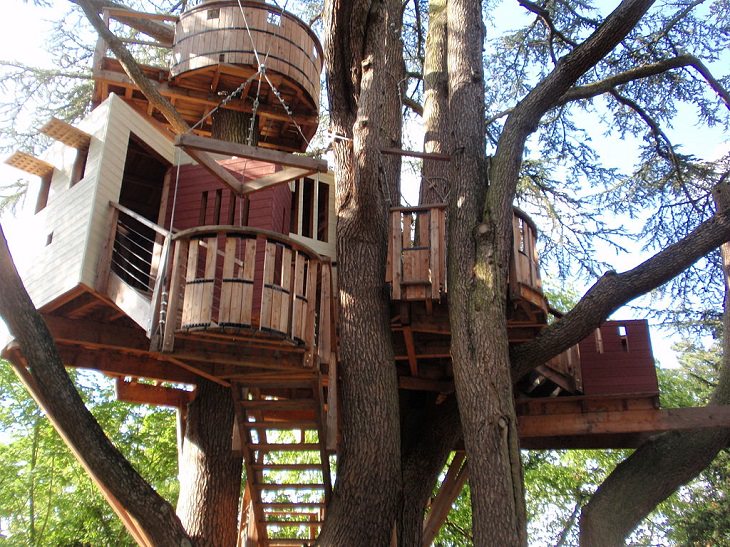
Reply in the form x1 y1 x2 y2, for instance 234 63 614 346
0 361 179 545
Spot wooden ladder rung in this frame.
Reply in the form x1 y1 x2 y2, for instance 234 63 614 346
241 421 319 430
241 399 316 411
262 520 324 526
261 502 326 509
252 463 323 471
257 483 325 490
248 442 321 451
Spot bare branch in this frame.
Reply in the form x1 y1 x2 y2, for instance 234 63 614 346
75 0 189 133
517 0 578 53
403 95 424 116
558 54 730 110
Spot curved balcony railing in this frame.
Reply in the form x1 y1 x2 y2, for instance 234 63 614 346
160 226 334 366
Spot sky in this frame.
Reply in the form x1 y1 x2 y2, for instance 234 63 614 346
0 0 728 367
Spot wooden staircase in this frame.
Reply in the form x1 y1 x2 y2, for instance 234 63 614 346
232 376 333 546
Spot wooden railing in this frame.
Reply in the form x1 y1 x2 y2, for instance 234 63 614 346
387 205 544 305
160 226 334 364
387 205 447 301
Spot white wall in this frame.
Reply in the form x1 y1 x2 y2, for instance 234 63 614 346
7 94 183 310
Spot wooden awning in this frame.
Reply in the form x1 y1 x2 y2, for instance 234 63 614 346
41 117 92 150
5 151 54 177
175 134 328 196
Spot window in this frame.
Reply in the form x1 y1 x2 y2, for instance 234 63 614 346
35 171 53 213
267 12 281 26
70 146 88 186
618 325 629 351
517 217 526 254
317 181 329 242
207 8 220 20
301 178 314 238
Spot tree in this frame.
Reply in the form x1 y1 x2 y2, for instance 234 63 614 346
1 0 730 545
0 363 179 545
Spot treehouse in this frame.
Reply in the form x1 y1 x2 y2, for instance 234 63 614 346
3 3 725 546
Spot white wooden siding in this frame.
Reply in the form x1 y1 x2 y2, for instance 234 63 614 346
9 94 187 310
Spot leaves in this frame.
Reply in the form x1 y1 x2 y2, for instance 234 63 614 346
0 362 178 545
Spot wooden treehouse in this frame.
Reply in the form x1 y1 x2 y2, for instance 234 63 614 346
3 3 729 546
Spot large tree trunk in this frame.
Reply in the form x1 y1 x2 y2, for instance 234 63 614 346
398 394 461 547
177 380 242 546
579 190 730 546
446 0 527 544
420 0 449 205
316 0 403 544
173 109 248 546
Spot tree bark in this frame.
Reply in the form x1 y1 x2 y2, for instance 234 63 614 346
446 0 527 544
176 380 242 547
316 0 403 544
420 0 449 205
0 224 193 547
398 394 461 547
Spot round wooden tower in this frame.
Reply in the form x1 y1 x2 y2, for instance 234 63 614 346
170 0 323 151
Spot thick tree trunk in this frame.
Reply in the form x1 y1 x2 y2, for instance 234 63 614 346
316 1 403 544
177 380 242 547
212 109 257 147
0 225 193 546
398 394 461 547
446 0 527 544
173 106 247 547
420 0 449 205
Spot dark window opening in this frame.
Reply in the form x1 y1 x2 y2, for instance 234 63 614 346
518 217 526 254
618 325 629 352
35 171 53 213
45 232 53 246
70 146 88 186
114 135 170 291
199 191 209 225
207 8 220 19
301 178 314 238
317 181 329 242
290 180 300 233
227 190 237 225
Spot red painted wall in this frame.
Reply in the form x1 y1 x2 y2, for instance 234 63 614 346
163 158 294 325
578 320 658 396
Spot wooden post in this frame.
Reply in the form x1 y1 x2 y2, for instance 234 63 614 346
422 452 468 546
162 238 188 352
391 210 403 300
95 205 119 295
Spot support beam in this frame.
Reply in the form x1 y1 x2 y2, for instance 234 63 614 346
115 377 193 407
422 452 468 546
176 134 328 173
518 406 730 441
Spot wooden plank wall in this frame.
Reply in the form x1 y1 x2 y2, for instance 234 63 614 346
578 320 658 396
171 4 323 105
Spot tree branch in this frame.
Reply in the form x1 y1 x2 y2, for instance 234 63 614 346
511 208 730 381
403 95 423 116
69 0 176 45
490 0 657 225
0 225 192 546
558 54 730 110
75 0 189 133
